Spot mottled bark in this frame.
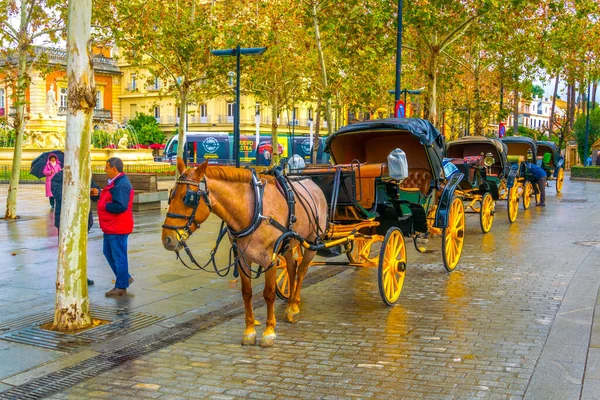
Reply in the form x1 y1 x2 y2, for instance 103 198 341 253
270 97 280 166
53 0 95 332
549 76 559 136
425 48 439 126
4 1 30 219
176 89 188 172
513 89 519 135
312 2 332 136
474 69 483 135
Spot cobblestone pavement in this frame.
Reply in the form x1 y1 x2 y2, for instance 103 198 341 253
27 179 600 399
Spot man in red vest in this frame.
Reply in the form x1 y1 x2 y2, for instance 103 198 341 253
98 157 134 297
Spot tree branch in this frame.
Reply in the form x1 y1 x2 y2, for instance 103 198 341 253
442 50 474 75
31 27 64 39
0 26 18 42
415 26 433 51
439 14 480 51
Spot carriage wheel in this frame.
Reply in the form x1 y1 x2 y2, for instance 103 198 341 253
523 182 533 210
377 227 406 306
275 244 303 300
498 179 508 200
442 197 465 272
479 192 494 234
507 186 519 223
556 168 564 193
536 191 541 204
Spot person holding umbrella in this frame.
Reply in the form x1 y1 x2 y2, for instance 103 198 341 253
43 153 62 209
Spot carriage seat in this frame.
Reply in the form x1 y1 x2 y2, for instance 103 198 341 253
355 163 387 209
399 168 432 196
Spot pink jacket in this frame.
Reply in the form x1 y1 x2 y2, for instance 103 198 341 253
43 155 62 197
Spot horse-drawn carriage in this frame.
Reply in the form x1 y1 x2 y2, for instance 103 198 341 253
161 118 465 346
536 140 565 193
283 118 466 278
501 136 538 222
445 136 509 233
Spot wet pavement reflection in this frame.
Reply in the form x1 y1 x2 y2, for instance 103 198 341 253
2 177 600 399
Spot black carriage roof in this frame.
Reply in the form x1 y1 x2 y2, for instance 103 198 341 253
535 140 558 153
446 136 507 154
501 136 537 146
325 118 444 152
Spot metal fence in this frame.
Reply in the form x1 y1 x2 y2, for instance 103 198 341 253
0 164 177 182
0 166 41 181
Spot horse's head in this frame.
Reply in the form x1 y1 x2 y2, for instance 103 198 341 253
162 158 211 251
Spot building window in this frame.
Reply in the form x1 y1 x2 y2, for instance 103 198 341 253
200 104 207 117
255 103 261 115
227 102 234 117
0 89 4 114
130 74 137 90
60 87 68 108
95 91 102 110
153 105 160 119
308 108 313 121
152 77 160 90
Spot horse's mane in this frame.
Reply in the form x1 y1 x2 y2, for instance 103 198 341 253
204 166 254 182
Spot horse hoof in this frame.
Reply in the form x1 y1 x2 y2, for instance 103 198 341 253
286 312 299 324
259 334 276 347
254 319 261 326
241 334 256 346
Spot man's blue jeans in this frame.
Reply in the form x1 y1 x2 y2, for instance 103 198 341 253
103 233 131 289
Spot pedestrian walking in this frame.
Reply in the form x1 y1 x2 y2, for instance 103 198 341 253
51 170 99 286
595 151 600 166
98 157 135 297
525 161 547 206
43 153 61 208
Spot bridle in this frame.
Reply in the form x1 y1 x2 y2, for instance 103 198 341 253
161 175 212 241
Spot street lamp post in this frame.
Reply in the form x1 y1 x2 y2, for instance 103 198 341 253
388 88 423 117
211 45 267 168
394 0 403 104
584 82 592 166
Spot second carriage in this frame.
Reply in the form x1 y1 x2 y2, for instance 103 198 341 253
445 136 510 233
277 118 467 305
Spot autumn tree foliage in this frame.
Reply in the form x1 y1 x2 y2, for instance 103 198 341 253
0 0 66 219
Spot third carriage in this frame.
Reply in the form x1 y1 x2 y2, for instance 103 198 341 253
445 136 510 233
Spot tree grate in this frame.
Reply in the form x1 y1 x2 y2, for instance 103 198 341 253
0 305 163 352
0 266 346 400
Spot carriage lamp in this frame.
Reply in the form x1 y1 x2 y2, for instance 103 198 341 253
483 153 495 167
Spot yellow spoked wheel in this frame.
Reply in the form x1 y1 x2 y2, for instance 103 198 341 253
377 227 406 306
523 182 533 210
556 168 564 193
507 186 519 223
479 192 495 234
275 244 303 300
442 197 465 272
347 237 379 266
498 179 508 200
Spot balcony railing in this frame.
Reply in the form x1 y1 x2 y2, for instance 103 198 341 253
93 109 112 120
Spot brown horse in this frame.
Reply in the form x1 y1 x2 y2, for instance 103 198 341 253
162 158 328 347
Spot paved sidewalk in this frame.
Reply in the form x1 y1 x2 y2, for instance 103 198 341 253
0 176 599 399
0 180 260 391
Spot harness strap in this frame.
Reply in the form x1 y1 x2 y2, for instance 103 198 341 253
226 169 265 238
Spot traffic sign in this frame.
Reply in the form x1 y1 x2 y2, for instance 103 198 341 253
499 122 506 138
395 100 405 118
